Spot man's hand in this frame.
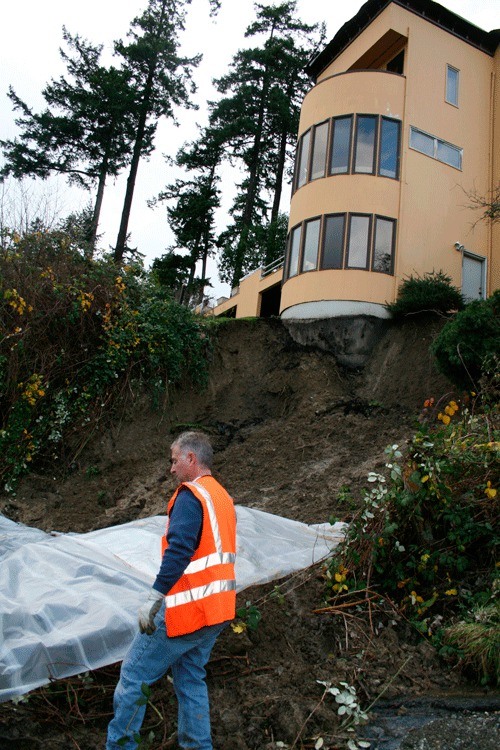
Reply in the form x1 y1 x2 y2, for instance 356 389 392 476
138 588 164 635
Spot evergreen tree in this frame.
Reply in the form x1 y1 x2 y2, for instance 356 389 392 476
208 1 324 286
153 129 221 304
113 0 220 263
0 29 141 248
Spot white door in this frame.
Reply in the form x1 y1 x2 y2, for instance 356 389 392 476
462 253 485 301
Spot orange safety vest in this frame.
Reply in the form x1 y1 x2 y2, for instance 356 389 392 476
162 474 237 637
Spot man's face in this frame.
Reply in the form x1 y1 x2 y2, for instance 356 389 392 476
170 445 194 484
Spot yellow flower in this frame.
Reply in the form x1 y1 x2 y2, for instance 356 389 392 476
421 475 429 483
484 482 497 499
441 414 451 425
231 622 246 634
445 589 457 596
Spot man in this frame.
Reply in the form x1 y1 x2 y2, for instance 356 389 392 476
106 431 237 750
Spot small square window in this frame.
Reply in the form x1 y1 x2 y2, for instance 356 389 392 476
446 65 459 107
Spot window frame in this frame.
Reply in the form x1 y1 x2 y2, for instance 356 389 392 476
301 216 322 273
285 213 396 278
378 116 401 179
285 223 303 279
346 213 373 270
294 128 312 191
309 120 330 181
446 64 459 107
353 114 378 175
329 114 354 176
409 125 462 170
372 215 396 274
320 213 346 270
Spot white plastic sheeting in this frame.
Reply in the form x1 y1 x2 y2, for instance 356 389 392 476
0 507 345 703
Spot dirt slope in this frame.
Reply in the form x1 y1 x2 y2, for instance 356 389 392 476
2 316 491 750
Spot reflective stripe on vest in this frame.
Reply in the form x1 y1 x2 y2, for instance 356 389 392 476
184 551 236 575
165 578 236 608
185 480 223 552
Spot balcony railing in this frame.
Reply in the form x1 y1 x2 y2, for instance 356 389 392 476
261 255 284 278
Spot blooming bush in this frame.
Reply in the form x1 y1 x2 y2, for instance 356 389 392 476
0 228 209 490
325 390 499 682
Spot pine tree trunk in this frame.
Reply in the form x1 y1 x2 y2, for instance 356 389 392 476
113 95 150 262
89 157 109 254
113 0 168 263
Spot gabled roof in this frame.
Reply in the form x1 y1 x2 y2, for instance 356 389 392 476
305 0 500 79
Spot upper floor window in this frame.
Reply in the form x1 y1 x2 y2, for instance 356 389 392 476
294 114 401 191
310 122 329 181
446 65 459 107
330 116 353 175
354 116 377 174
409 126 462 170
296 130 311 189
379 117 401 178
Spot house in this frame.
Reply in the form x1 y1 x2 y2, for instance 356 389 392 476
212 0 499 320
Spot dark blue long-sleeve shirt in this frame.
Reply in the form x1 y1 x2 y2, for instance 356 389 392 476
152 488 203 596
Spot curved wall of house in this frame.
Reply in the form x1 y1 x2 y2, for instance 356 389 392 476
281 70 404 319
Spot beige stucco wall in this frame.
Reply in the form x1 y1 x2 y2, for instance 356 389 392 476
211 266 283 318
282 1 497 318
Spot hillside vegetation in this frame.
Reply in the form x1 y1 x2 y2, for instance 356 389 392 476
1 239 498 750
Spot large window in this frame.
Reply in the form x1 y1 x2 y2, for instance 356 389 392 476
294 113 401 190
446 65 459 106
285 213 396 279
410 126 462 170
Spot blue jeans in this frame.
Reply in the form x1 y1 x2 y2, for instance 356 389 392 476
106 601 227 750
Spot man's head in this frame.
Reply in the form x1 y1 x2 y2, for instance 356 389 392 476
170 431 213 484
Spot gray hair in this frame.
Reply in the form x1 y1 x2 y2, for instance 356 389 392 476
171 431 213 469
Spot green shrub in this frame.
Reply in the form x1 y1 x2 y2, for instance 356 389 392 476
387 270 464 319
0 228 210 491
325 392 499 682
431 291 500 390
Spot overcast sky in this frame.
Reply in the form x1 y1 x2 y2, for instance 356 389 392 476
0 0 498 300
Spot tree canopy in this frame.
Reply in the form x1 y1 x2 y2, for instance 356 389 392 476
0 29 142 248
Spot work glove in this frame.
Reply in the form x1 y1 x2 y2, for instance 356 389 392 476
138 588 164 635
